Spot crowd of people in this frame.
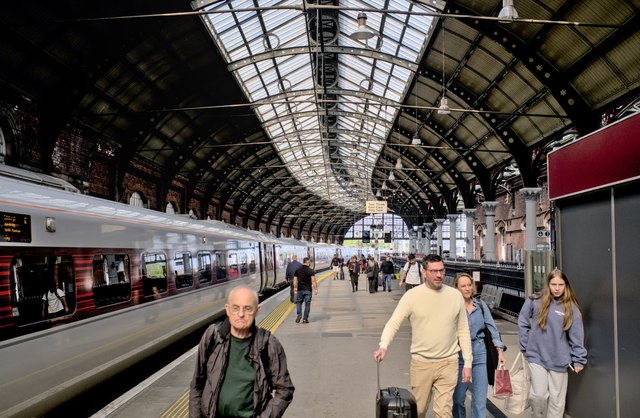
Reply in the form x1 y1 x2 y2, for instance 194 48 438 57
188 252 587 418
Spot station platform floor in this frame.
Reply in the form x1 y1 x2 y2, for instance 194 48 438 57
92 270 529 418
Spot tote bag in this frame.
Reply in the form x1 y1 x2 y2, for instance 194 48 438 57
493 365 513 398
504 352 531 414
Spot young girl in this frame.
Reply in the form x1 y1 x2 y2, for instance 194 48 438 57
518 269 587 418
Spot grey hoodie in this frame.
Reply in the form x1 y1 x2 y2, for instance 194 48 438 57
518 296 587 372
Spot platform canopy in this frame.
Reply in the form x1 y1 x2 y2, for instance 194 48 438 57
0 0 638 240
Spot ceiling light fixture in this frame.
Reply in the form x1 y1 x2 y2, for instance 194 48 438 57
498 0 519 21
395 158 403 170
438 20 451 115
349 12 376 41
411 132 422 145
376 190 382 198
381 181 387 190
388 171 396 181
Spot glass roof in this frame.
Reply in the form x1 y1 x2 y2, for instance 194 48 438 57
194 0 438 211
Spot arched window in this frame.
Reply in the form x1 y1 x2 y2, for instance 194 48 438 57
129 192 144 208
166 202 175 214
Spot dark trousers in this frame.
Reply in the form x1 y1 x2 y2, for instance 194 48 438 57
350 272 358 291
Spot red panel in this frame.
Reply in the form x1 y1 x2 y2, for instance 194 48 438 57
548 114 640 200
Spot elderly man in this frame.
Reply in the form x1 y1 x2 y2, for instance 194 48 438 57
189 286 294 418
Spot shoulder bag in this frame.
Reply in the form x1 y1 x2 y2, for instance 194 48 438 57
480 301 500 385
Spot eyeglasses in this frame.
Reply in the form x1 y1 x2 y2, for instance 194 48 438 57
427 269 446 274
229 304 256 314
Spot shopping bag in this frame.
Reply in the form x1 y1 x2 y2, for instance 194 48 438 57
504 352 531 414
493 365 513 398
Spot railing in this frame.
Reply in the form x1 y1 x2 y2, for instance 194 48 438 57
392 256 525 319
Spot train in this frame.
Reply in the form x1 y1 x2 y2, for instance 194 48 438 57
0 166 343 417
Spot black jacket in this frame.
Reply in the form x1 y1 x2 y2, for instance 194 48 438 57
189 319 294 417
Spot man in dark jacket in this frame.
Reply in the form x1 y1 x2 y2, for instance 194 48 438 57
380 256 395 292
285 255 302 303
189 286 294 417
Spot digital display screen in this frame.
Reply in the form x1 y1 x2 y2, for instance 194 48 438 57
1 212 32 243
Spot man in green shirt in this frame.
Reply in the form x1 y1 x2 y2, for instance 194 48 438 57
189 286 294 417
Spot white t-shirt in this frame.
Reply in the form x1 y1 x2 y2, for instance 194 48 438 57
403 261 422 285
43 289 65 314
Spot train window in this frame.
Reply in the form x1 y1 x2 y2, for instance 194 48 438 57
239 252 248 274
197 252 212 284
213 251 227 280
91 254 131 308
141 252 167 297
173 252 193 289
248 252 256 273
9 256 76 325
228 252 238 279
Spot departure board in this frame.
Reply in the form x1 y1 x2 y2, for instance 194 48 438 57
1 212 32 243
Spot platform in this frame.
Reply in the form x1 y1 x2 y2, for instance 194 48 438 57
92 270 529 418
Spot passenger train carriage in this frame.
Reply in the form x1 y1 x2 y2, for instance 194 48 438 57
0 169 336 417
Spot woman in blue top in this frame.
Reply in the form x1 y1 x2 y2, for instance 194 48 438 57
452 273 506 418
518 269 587 418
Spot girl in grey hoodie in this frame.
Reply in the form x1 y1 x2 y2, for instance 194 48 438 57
518 269 587 418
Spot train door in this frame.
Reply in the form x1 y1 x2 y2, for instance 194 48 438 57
262 243 275 290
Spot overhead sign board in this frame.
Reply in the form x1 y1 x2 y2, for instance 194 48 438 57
365 200 387 214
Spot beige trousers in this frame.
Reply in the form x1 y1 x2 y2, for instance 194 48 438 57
410 357 458 418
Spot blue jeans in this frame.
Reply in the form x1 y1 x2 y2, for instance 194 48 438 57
453 339 488 418
383 273 392 290
296 290 312 320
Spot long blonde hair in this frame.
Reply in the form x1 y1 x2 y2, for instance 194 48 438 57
534 269 581 331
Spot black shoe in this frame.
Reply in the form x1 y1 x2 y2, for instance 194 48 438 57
295 315 301 323
302 319 309 324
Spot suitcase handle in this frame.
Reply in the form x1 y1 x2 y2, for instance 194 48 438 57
376 360 381 393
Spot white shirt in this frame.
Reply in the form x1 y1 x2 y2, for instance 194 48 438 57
403 261 422 285
43 289 65 314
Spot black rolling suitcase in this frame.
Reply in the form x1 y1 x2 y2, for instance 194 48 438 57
376 361 418 418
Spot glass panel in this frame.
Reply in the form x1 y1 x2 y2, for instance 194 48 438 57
92 254 131 308
173 251 193 289
142 252 167 296
10 255 76 325
197 252 212 284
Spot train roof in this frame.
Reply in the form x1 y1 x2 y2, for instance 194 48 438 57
0 173 257 241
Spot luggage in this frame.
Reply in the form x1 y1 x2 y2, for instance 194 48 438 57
376 361 417 418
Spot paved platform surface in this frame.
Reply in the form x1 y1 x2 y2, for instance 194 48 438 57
93 271 529 418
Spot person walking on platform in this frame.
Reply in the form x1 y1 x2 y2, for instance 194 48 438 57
452 273 506 418
373 254 472 418
348 255 359 292
398 253 422 291
380 256 395 292
331 254 341 280
285 255 302 303
366 256 380 293
189 286 294 418
293 257 318 323
518 269 587 418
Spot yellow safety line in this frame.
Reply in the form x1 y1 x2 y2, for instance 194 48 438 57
161 271 332 417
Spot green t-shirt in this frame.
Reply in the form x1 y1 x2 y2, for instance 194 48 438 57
216 335 256 417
